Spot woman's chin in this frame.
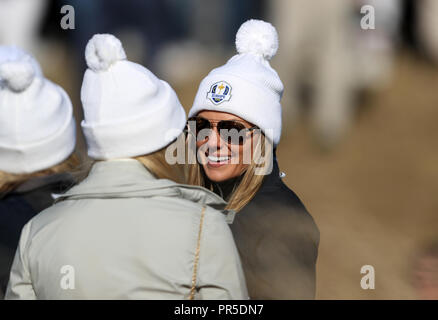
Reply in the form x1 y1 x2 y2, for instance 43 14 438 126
204 168 232 182
203 165 243 183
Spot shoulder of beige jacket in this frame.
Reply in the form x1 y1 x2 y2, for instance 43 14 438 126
57 159 236 223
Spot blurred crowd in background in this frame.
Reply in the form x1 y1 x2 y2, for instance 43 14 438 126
3 0 438 147
0 0 437 299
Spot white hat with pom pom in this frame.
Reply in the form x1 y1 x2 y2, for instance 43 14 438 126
80 34 186 160
0 46 76 174
189 19 284 145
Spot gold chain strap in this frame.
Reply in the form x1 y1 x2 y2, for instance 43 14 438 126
189 206 206 300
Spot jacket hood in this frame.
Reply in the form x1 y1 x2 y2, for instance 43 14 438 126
57 159 227 210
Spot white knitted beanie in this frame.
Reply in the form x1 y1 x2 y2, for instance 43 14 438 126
189 19 284 145
0 46 76 174
80 34 186 160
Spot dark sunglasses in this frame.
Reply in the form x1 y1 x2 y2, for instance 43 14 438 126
186 116 258 145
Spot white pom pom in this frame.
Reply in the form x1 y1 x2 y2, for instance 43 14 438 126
85 34 127 72
236 19 279 60
0 60 36 92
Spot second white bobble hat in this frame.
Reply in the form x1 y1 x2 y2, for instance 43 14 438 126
0 46 76 174
81 34 186 160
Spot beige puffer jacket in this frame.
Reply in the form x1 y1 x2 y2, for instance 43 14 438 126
5 159 248 300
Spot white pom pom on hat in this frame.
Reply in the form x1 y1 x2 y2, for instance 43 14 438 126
85 34 127 72
236 19 279 60
0 46 43 78
0 60 36 92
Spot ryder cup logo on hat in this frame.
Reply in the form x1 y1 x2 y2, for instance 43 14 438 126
206 81 232 105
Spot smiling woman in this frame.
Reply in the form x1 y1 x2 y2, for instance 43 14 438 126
186 19 319 299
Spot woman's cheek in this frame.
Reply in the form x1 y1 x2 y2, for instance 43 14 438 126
236 144 248 165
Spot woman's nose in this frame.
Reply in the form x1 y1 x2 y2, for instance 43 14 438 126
206 127 221 149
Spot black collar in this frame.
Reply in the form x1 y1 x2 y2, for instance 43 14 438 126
261 150 282 188
212 174 242 201
0 173 75 199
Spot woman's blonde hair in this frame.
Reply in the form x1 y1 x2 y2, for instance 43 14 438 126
135 135 187 185
187 131 273 212
71 135 188 188
0 153 81 194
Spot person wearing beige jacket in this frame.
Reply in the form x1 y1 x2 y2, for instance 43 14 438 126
5 34 248 300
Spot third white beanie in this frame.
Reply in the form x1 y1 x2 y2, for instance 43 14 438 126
80 34 186 160
0 46 76 174
189 19 284 145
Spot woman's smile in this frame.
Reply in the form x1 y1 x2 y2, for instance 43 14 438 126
206 154 231 167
